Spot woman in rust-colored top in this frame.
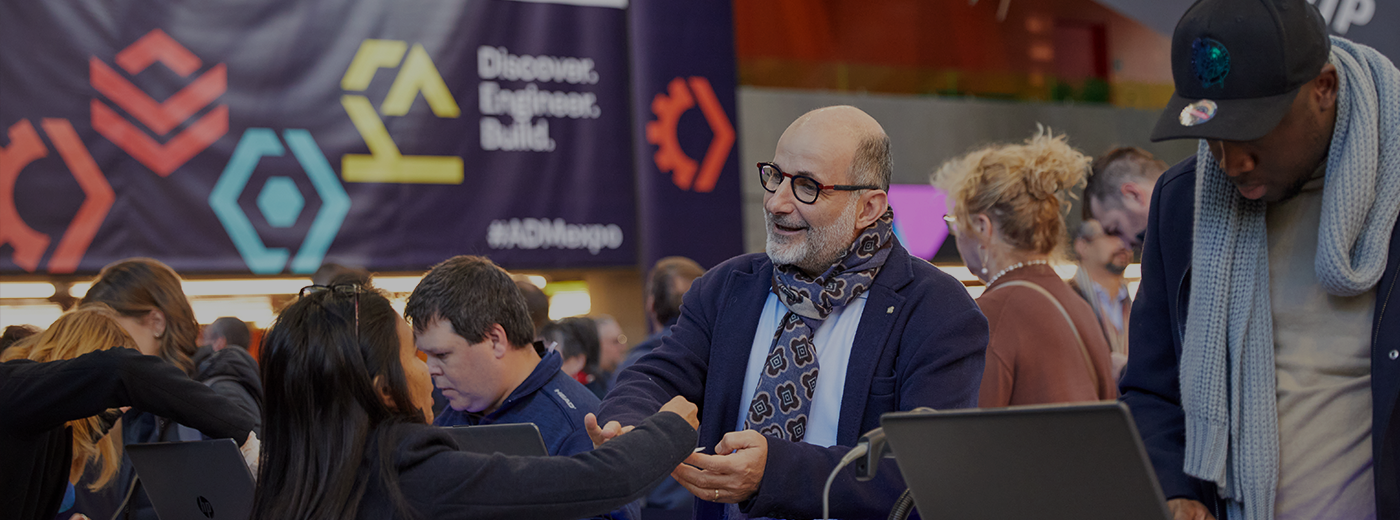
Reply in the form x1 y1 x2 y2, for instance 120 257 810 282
932 129 1117 407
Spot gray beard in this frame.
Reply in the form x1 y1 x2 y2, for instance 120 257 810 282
765 200 860 276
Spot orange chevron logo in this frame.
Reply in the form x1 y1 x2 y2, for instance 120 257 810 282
645 76 734 193
0 119 115 273
90 29 227 177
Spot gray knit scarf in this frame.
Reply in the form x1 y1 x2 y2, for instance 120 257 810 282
1181 37 1400 520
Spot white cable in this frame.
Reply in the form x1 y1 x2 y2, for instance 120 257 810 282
823 443 870 520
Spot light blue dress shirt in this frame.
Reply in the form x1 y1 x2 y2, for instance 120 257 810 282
733 291 868 448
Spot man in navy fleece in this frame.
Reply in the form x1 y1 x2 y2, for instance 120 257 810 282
405 255 637 520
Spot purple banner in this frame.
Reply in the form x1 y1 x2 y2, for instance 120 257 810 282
628 0 745 270
1 0 638 275
887 184 963 263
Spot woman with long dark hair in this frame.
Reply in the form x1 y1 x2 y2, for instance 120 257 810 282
254 283 698 519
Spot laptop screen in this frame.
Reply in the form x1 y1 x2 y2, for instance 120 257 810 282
880 402 1171 520
444 422 549 457
126 439 254 520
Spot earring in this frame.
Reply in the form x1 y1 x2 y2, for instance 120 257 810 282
978 246 989 275
154 330 163 339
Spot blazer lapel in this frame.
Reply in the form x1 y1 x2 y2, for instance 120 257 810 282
837 240 915 445
704 257 773 445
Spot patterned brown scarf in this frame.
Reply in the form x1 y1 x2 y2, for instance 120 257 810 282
745 209 894 442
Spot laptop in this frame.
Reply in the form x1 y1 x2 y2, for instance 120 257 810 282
880 401 1172 520
445 422 550 456
126 439 254 520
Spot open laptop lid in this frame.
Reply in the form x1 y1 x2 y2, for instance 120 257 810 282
881 401 1171 520
445 422 549 456
126 439 254 520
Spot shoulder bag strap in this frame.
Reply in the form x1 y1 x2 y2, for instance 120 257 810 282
990 280 1101 393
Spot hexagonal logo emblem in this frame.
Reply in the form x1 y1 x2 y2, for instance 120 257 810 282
210 128 349 274
257 177 305 228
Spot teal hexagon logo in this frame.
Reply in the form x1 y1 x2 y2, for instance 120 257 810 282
256 176 305 228
210 128 349 274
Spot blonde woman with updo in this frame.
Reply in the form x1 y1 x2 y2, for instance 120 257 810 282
932 129 1117 407
0 304 255 520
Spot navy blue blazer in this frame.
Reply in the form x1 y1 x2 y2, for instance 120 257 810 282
1120 156 1400 519
600 239 989 519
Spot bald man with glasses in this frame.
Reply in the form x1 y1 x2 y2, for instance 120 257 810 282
595 106 989 519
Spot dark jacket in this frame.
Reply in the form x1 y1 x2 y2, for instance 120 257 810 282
600 239 989 519
356 411 697 519
193 345 263 435
585 371 609 401
1119 156 1400 518
435 350 598 458
0 348 254 520
609 326 692 512
71 347 258 520
611 325 673 391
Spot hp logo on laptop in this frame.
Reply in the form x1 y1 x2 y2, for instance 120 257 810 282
196 496 215 518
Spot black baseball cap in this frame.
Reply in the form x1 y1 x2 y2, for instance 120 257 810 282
1150 0 1330 142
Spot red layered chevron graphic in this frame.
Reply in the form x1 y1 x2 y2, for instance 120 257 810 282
92 100 228 177
90 58 226 136
115 29 201 77
91 29 227 176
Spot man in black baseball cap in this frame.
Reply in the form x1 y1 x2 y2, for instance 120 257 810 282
1150 0 1331 145
1150 0 1335 203
1120 0 1400 519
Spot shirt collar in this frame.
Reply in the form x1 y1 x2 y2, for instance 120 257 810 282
483 350 561 419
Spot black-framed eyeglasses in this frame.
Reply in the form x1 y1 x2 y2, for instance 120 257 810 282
757 162 880 204
300 284 362 339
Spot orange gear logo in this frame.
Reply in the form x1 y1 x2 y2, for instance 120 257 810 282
645 77 734 193
0 119 114 273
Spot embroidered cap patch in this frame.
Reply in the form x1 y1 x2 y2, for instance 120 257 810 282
1191 37 1230 89
1179 99 1218 127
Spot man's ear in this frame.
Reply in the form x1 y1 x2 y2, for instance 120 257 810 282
854 189 889 231
372 374 397 411
1313 63 1339 113
1121 182 1147 207
489 324 510 358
